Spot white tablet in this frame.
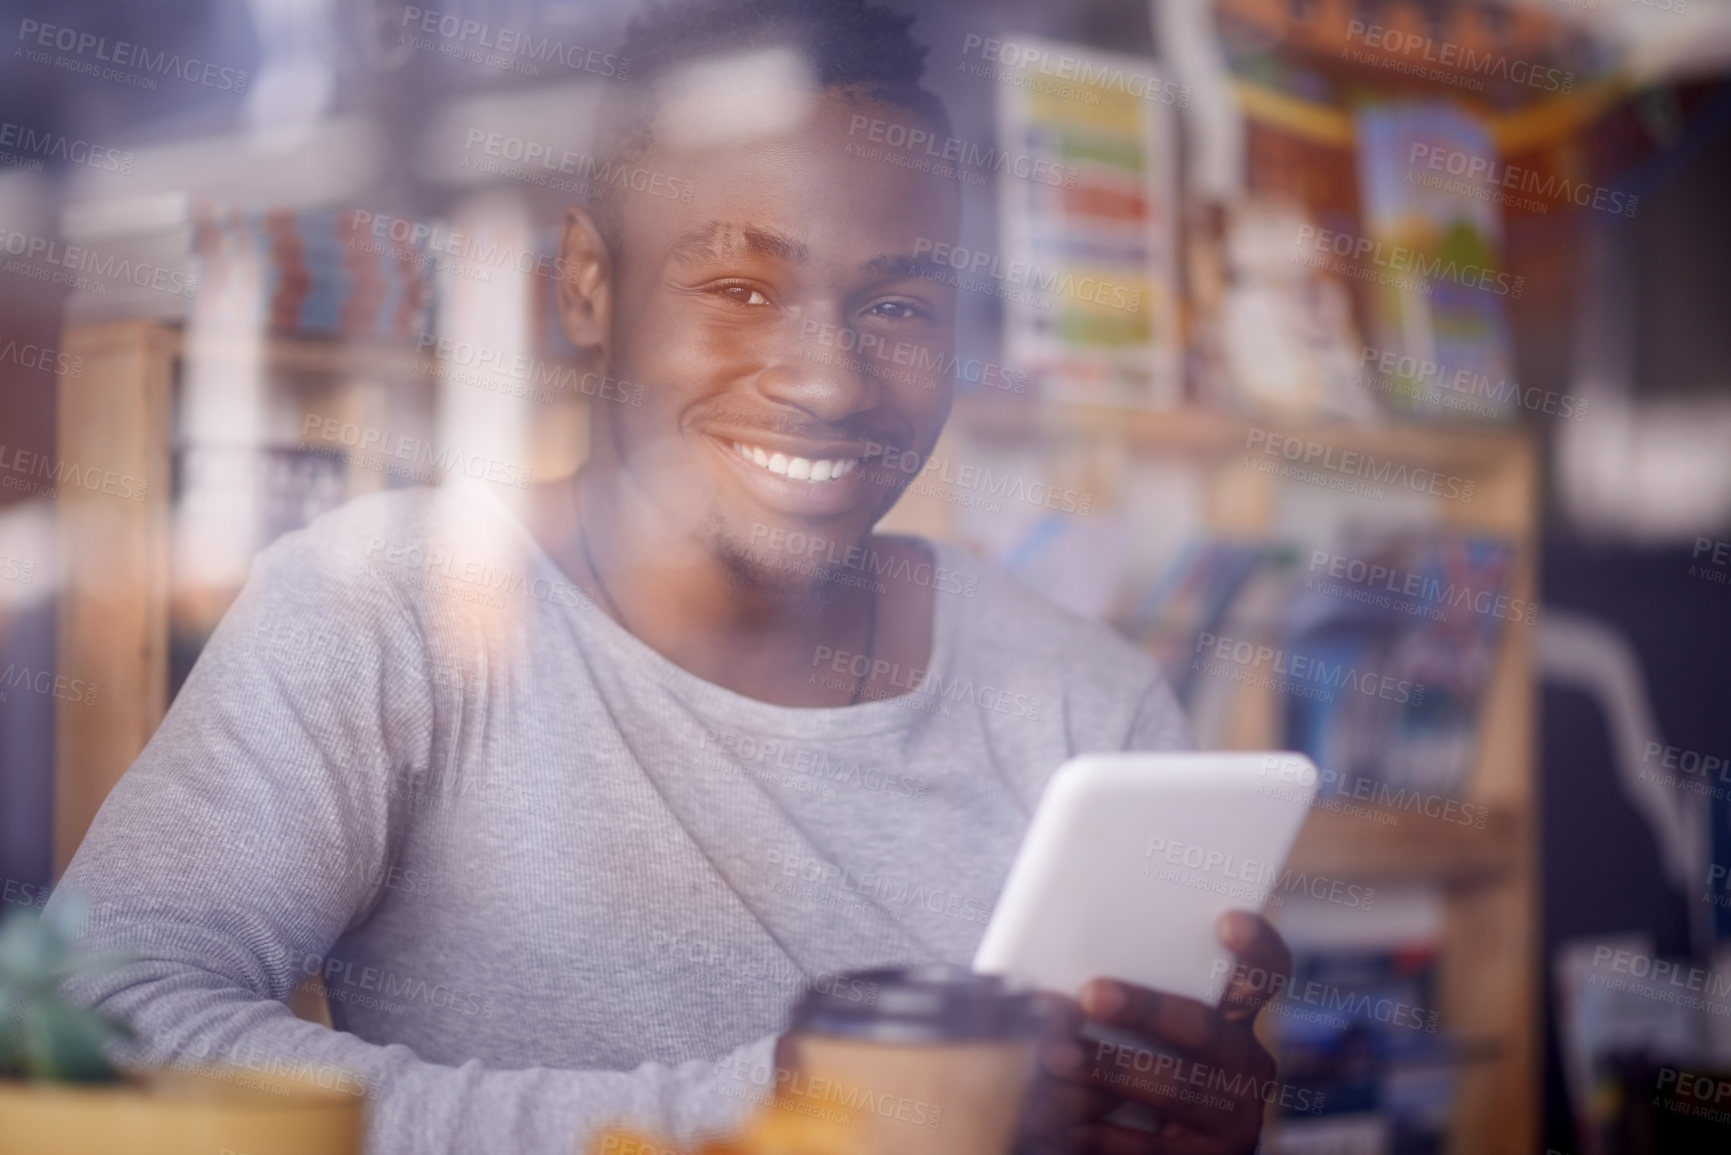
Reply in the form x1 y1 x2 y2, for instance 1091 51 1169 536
973 752 1319 1004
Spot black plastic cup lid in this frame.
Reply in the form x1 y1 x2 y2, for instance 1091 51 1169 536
789 965 1042 1044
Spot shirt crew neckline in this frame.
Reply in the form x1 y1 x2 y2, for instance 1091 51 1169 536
459 484 965 740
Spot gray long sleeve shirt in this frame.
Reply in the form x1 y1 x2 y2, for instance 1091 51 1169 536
52 485 1188 1155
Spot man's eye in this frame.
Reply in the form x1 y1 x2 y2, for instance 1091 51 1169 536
712 283 770 307
867 300 926 321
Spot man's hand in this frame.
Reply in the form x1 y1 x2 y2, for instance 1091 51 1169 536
1016 911 1291 1154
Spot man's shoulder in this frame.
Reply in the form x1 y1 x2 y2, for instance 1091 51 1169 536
260 485 535 604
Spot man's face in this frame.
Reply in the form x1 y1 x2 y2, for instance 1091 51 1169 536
590 88 961 572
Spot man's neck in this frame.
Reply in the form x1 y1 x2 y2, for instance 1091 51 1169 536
525 467 933 708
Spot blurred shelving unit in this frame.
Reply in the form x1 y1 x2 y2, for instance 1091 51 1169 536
882 392 1539 1155
52 322 439 876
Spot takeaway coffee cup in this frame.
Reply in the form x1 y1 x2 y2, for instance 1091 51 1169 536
771 965 1042 1155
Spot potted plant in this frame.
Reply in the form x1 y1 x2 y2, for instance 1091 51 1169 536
0 894 366 1155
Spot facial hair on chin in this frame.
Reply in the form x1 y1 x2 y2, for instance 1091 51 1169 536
711 514 860 616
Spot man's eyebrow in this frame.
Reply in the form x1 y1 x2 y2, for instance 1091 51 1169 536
862 253 928 280
665 221 809 265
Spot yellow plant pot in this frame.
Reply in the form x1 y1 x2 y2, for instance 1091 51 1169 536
0 1065 365 1155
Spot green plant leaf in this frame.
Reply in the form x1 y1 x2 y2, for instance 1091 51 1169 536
0 908 63 984
0 897 132 1085
21 999 126 1083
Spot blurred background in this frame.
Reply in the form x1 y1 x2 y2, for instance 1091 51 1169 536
2 0 1730 1151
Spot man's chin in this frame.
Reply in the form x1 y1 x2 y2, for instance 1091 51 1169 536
717 520 875 609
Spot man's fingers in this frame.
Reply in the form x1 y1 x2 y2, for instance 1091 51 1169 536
1075 1058 1255 1136
1031 990 1086 1040
1065 1119 1193 1154
1216 911 1293 1022
1020 1076 1116 1137
1079 980 1221 1055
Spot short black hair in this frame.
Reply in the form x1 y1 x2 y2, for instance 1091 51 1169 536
590 0 951 247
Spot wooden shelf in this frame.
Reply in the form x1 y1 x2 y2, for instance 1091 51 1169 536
951 397 1531 476
1287 803 1523 888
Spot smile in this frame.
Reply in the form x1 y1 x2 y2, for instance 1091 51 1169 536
729 440 863 483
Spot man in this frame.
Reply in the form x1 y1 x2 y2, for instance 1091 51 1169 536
55 2 1290 1152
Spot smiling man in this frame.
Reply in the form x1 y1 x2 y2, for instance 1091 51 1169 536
54 2 1288 1154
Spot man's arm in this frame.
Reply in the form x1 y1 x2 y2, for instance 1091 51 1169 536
50 531 770 1154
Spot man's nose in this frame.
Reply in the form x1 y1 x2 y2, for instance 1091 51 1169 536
752 315 884 423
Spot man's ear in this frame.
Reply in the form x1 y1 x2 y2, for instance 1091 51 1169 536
557 206 612 354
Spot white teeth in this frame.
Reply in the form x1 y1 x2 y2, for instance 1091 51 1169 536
728 439 864 483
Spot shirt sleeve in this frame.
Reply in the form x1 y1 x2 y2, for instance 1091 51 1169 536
50 530 771 1154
